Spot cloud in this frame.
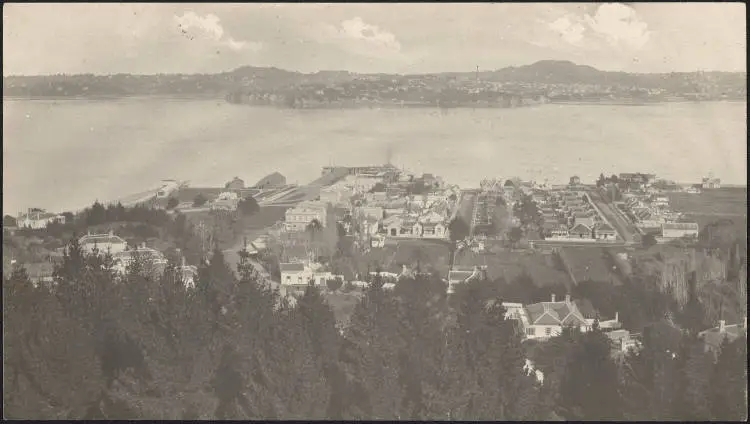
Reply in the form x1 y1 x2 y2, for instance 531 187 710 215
584 3 650 49
173 11 262 52
321 16 402 58
548 16 586 46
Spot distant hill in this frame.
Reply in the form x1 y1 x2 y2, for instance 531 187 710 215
3 60 746 99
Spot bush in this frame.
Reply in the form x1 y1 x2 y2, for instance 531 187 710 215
326 277 344 292
238 197 260 216
166 197 179 210
193 194 208 208
642 232 657 248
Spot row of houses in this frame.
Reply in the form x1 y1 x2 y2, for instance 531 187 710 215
621 193 699 239
536 189 618 241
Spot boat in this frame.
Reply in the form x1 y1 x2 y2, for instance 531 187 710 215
685 187 702 194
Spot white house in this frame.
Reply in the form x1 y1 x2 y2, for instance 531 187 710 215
521 294 590 340
356 206 384 221
78 231 128 255
280 262 344 294
661 222 699 239
17 209 66 229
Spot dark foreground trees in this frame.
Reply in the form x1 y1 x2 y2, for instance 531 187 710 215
3 236 747 420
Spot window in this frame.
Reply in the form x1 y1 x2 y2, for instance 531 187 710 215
545 327 552 336
526 328 535 336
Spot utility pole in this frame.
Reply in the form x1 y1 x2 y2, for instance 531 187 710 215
476 65 479 82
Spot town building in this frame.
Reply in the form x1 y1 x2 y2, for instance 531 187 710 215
210 191 240 211
569 223 593 239
79 231 128 255
701 176 721 189
572 211 597 228
254 172 287 189
16 209 65 229
661 222 699 239
279 262 344 295
594 223 617 240
521 294 590 340
284 201 329 232
225 177 245 190
549 224 570 239
112 244 168 275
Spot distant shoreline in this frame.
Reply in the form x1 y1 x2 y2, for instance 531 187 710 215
4 95 746 108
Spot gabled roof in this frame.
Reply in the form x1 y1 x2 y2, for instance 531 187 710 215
569 223 592 234
526 300 586 327
280 263 305 272
79 234 127 245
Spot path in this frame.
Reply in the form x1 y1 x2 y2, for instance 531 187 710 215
586 189 636 244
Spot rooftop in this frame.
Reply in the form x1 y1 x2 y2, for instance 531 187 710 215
662 222 699 230
280 263 305 272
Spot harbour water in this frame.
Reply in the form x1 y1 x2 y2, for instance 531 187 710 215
3 98 746 215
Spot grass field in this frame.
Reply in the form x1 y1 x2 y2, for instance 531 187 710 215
558 246 623 285
455 250 572 288
668 187 747 236
668 187 747 216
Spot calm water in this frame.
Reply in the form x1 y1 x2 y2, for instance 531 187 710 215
3 98 747 214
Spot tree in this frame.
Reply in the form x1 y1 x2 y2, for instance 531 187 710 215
166 197 179 210
448 217 470 243
193 194 208 207
557 329 622 420
507 227 523 248
710 334 748 420
513 194 542 230
87 201 107 226
642 232 658 248
238 197 260 216
326 277 344 292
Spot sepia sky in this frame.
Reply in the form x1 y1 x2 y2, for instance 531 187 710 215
3 3 746 75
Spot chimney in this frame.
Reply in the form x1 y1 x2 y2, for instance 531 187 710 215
620 337 626 352
615 312 619 323
181 256 186 267
141 242 147 249
719 320 726 333
108 229 114 236
565 294 571 304
551 294 556 303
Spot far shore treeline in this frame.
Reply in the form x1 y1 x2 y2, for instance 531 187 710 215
4 60 746 106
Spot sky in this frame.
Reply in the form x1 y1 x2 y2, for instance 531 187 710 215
3 3 746 76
